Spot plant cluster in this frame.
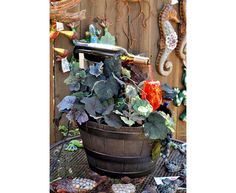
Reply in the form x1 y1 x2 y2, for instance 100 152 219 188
57 55 175 159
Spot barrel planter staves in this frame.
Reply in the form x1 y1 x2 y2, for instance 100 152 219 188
80 121 157 178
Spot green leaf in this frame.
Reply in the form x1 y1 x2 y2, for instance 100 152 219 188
93 76 119 101
121 67 131 79
143 111 169 140
57 96 76 112
89 62 104 77
64 74 77 85
58 125 67 133
133 99 153 117
122 110 130 117
103 57 121 77
80 96 103 117
102 104 115 115
75 70 86 79
113 110 123 116
159 111 175 132
121 116 135 126
83 73 105 89
130 112 146 122
152 141 161 160
70 57 80 72
72 91 89 101
104 113 123 129
125 84 137 98
115 98 126 111
75 110 89 125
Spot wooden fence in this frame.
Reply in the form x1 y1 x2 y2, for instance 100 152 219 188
50 0 186 144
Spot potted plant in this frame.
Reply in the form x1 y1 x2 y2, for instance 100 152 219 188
56 47 175 178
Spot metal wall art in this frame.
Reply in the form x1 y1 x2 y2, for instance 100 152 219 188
156 1 180 76
176 0 186 66
94 17 116 45
50 0 86 42
50 0 84 23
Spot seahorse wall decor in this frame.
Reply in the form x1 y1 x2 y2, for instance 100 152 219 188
156 1 180 76
176 0 186 66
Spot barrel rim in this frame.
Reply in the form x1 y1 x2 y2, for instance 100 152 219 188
80 121 151 140
83 121 144 132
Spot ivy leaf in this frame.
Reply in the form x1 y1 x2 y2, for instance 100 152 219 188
57 96 76 112
89 62 104 77
93 76 119 101
121 116 135 126
80 96 103 117
83 73 105 89
152 141 161 160
159 111 175 132
72 91 89 101
103 57 121 77
75 70 86 79
68 83 80 91
130 112 146 122
64 74 77 85
104 113 122 129
58 125 68 136
102 104 115 115
75 110 89 125
143 111 169 140
133 98 153 117
66 110 75 121
70 57 80 72
115 98 126 111
161 83 177 100
125 84 137 97
122 110 130 117
65 69 86 88
66 109 89 125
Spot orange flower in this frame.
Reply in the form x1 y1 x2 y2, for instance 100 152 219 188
141 80 162 111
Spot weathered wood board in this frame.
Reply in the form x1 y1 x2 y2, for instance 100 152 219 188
50 0 186 144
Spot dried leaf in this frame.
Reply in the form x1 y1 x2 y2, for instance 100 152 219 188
152 141 161 160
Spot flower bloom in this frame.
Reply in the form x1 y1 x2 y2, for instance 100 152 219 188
141 80 162 111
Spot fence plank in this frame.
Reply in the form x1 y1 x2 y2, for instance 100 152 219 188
50 41 56 144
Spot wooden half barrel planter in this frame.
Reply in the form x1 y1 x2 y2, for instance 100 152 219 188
80 121 157 178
